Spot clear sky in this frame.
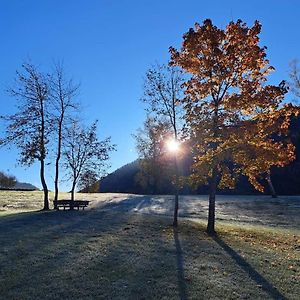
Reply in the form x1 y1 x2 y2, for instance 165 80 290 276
0 0 299 191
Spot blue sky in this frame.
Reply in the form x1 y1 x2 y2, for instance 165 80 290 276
0 0 299 191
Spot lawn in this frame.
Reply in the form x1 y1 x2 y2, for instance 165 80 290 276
0 191 299 299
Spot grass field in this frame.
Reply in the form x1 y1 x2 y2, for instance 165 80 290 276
0 191 299 299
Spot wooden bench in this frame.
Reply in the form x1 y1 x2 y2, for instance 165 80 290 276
53 200 90 210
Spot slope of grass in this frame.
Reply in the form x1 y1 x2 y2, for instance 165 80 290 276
0 191 299 299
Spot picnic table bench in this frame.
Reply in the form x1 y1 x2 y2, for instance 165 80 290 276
53 200 90 210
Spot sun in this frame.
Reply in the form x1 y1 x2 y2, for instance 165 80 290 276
166 139 180 153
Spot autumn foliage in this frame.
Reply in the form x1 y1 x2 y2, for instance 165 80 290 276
170 19 299 232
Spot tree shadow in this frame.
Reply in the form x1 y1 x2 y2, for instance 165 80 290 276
173 227 188 300
0 206 197 299
98 195 150 212
212 234 286 300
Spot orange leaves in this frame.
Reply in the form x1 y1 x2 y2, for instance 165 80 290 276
169 19 297 192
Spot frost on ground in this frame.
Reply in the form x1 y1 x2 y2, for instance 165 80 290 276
0 191 299 299
90 193 300 229
1 191 299 229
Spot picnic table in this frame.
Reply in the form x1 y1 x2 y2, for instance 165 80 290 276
53 200 90 210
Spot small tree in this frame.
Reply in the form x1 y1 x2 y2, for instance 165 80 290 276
78 170 100 193
1 63 51 210
141 64 184 226
63 121 115 202
170 19 298 234
134 116 172 194
49 62 79 207
0 171 17 189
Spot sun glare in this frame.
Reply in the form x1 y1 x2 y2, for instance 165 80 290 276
166 139 180 153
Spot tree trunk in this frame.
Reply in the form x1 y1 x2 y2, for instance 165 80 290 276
172 117 179 227
173 152 179 227
207 167 217 235
70 181 76 209
54 119 63 208
39 96 49 211
40 158 49 210
206 106 219 234
266 171 277 198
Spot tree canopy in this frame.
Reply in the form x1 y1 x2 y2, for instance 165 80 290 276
170 19 299 233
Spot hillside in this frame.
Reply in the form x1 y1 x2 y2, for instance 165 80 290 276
99 161 142 194
98 158 300 195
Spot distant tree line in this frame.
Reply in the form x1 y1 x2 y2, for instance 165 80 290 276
0 171 16 189
0 61 115 209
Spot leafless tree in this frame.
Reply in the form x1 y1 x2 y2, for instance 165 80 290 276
48 62 79 207
1 63 50 209
289 59 300 101
63 121 115 202
142 64 185 226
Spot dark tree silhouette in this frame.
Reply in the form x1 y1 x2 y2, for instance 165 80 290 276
1 63 51 210
49 62 79 207
63 121 115 202
0 171 17 188
78 170 100 193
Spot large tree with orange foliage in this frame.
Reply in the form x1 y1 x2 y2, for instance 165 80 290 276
170 19 298 234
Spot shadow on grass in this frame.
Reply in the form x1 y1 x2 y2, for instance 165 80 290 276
1 202 291 299
173 228 188 300
0 209 87 229
0 207 194 299
213 235 286 300
98 195 148 211
0 209 47 220
98 195 169 215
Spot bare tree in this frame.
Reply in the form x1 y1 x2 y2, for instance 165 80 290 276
48 62 79 207
1 63 50 209
142 64 184 226
63 121 115 202
289 60 300 100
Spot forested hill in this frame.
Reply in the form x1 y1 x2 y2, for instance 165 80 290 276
0 171 38 191
99 161 143 194
99 117 300 195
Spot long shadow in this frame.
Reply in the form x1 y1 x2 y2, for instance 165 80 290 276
98 195 179 218
97 195 171 215
98 195 148 212
0 208 121 266
0 205 194 299
173 228 188 300
212 235 286 300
